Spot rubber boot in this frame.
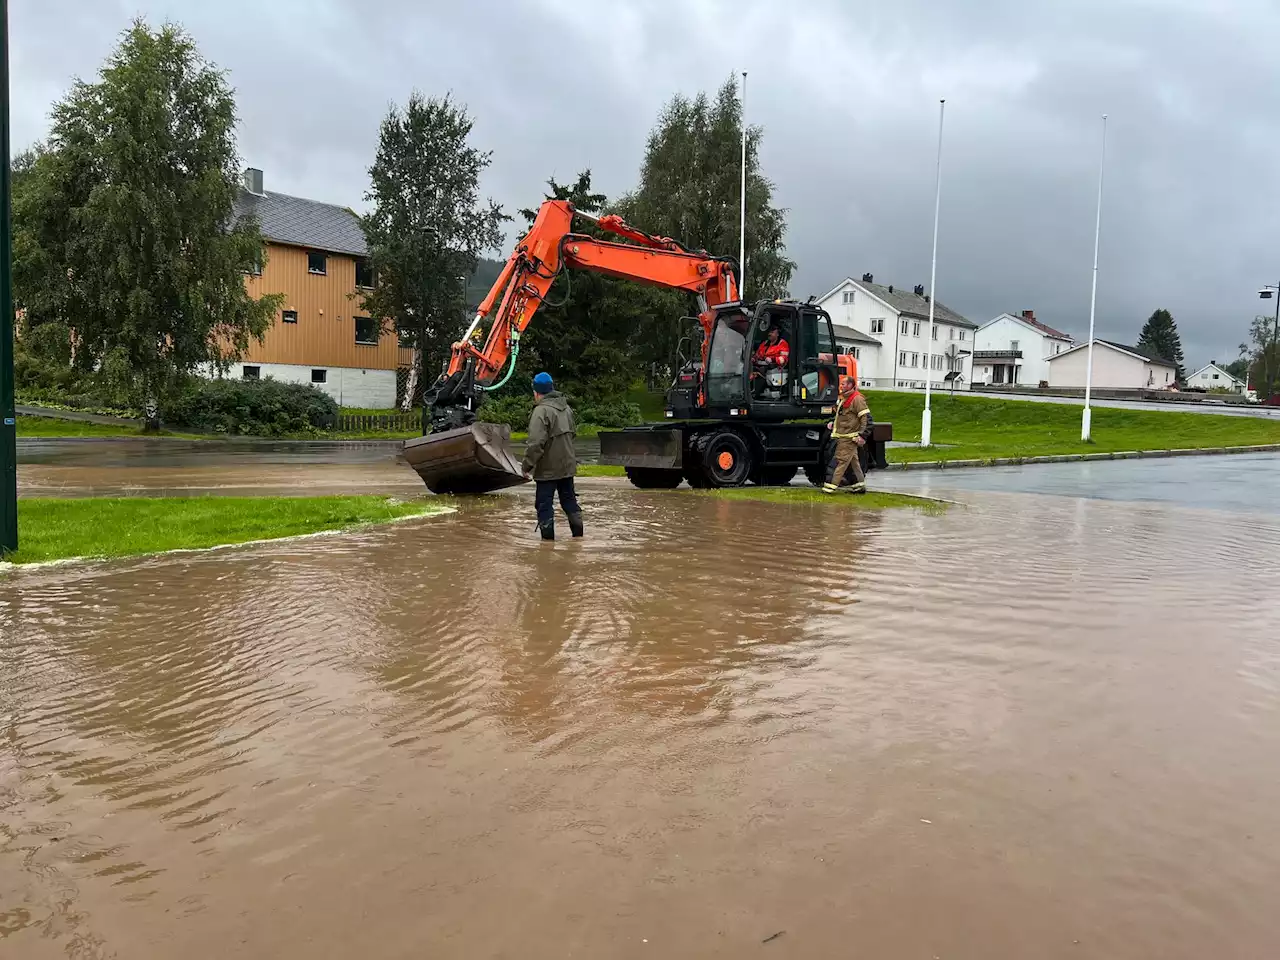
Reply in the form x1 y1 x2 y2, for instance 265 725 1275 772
539 520 555 541
567 511 584 538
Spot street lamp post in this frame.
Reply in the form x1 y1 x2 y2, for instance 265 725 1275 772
1257 283 1280 400
1081 113 1108 442
921 98 945 448
1 0 19 554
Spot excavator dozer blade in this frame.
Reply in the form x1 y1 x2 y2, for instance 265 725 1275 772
402 422 530 495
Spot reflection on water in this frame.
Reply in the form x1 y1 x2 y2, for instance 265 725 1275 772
3 487 1280 958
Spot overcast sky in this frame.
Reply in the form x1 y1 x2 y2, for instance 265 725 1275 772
9 0 1279 364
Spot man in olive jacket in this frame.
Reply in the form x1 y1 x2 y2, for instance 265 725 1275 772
521 372 582 540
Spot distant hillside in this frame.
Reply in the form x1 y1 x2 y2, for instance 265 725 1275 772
466 258 505 309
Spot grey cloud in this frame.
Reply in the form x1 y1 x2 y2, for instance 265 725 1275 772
10 0 1278 364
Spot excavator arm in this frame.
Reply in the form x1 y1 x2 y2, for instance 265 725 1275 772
424 200 739 430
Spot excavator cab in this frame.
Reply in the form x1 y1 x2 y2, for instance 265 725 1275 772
704 301 840 419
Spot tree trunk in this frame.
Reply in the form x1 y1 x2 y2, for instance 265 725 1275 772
401 346 422 412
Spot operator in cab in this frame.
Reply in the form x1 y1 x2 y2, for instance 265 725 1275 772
754 323 790 370
823 375 870 495
521 372 583 541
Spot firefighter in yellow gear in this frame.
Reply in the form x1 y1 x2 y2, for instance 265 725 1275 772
823 375 870 494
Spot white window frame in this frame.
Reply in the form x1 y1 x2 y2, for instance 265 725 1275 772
871 318 885 334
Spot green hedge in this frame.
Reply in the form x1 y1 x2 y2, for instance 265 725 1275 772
160 378 340 436
477 393 641 430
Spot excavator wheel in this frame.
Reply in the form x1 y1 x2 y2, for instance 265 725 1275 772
625 467 684 489
699 430 754 487
752 466 797 486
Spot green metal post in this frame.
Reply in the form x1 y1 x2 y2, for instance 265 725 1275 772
0 0 18 553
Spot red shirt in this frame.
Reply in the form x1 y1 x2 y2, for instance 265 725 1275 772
755 338 790 367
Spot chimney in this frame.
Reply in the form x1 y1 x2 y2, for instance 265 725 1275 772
1021 309 1035 322
913 284 925 296
888 284 894 293
861 272 874 283
243 167 264 196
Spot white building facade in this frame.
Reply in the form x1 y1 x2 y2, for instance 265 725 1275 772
973 310 1074 387
1046 340 1177 390
1186 362 1245 394
815 275 976 389
215 361 396 409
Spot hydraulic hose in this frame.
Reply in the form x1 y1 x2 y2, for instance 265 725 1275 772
479 334 521 392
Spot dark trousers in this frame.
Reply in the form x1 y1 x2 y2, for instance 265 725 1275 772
535 478 580 526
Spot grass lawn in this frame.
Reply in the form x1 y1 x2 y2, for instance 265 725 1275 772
864 391 1280 462
4 496 450 565
696 486 947 512
16 415 203 439
578 464 626 477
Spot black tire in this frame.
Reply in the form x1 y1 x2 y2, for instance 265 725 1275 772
625 467 684 489
699 430 754 487
753 466 797 486
804 464 825 487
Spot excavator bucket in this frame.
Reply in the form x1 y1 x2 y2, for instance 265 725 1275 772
402 422 529 495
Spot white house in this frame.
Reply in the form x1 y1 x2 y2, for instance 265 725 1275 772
1046 339 1177 390
1187 362 1245 394
815 274 977 389
973 310 1074 387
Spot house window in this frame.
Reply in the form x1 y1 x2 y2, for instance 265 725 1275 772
950 328 956 340
307 251 327 275
355 257 375 288
842 290 855 305
1011 339 1019 352
242 365 260 380
960 330 966 341
247 256 263 277
282 309 298 324
1212 373 1220 380
311 369 327 384
912 322 921 337
870 318 885 334
900 319 910 335
844 346 860 359
899 350 908 366
911 352 920 368
932 354 943 370
932 326 938 340
355 316 379 345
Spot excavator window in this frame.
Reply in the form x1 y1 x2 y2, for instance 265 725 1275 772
798 309 839 402
706 314 749 406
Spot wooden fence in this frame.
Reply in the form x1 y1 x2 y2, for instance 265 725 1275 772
333 412 420 433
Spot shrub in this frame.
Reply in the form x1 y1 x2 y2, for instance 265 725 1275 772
476 391 640 430
160 377 340 436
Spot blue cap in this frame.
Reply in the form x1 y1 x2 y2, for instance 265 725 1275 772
532 372 554 394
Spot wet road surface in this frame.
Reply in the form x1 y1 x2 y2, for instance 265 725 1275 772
4 465 1280 959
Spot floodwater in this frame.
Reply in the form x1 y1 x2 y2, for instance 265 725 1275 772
4 460 1280 958
16 438 600 498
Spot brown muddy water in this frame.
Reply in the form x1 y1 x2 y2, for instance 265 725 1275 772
4 473 1280 958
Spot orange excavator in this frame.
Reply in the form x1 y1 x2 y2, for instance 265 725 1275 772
403 200 884 494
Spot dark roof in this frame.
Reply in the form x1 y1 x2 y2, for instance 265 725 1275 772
1099 339 1175 365
860 281 977 328
234 188 367 257
832 323 883 346
1049 339 1177 366
1012 313 1072 340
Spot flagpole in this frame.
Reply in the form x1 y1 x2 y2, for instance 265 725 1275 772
739 70 748 299
1082 114 1108 442
921 99 945 447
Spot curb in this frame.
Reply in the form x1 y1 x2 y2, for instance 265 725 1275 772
882 444 1280 472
